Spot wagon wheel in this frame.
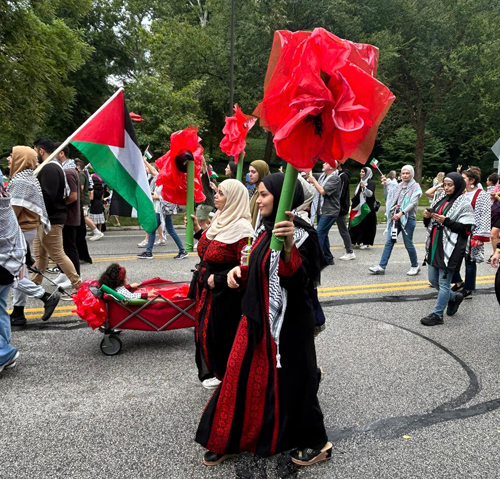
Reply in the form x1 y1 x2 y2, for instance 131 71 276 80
100 334 122 356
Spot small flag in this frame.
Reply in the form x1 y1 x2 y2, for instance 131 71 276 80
369 158 379 169
144 146 153 160
492 138 500 160
71 90 157 233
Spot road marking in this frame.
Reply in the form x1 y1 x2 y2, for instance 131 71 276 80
88 243 428 263
13 275 495 321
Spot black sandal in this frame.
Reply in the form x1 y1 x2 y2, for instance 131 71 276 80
203 451 236 466
290 441 333 466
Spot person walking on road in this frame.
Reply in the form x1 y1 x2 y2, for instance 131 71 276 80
189 179 254 390
336 163 355 260
369 165 422 276
6 147 60 326
309 161 341 266
421 172 475 326
32 138 81 293
0 182 25 372
349 166 377 249
450 168 491 299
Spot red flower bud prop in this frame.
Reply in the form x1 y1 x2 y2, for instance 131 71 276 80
254 28 395 172
220 104 257 161
156 127 206 205
72 280 107 330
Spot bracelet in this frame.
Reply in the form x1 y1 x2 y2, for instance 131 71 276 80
497 248 500 254
284 248 293 255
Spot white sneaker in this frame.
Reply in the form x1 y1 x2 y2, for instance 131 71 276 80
369 265 385 275
137 239 148 247
339 252 356 261
53 273 67 285
88 232 104 242
407 266 421 276
202 377 222 390
154 238 166 245
359 245 370 250
55 275 72 290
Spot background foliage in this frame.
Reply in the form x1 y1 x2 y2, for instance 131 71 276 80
1 0 500 182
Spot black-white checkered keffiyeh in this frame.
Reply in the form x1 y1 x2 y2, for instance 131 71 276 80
7 169 51 233
253 217 309 368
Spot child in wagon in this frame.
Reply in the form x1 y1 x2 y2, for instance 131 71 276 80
98 263 156 299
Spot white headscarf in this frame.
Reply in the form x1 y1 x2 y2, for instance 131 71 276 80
355 166 373 194
401 165 416 189
206 179 254 244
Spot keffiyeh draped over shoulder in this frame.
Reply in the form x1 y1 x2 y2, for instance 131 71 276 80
7 146 51 233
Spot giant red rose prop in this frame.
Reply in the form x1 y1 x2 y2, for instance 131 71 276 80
254 28 395 172
219 104 257 161
156 127 206 205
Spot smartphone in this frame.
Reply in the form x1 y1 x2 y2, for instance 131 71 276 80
425 208 433 213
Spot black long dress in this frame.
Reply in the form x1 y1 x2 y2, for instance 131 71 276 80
195 231 327 456
189 231 249 381
349 179 377 246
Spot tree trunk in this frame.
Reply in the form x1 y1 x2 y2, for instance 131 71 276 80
264 131 274 165
414 123 425 183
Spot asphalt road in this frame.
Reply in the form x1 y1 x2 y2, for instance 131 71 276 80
2 224 500 479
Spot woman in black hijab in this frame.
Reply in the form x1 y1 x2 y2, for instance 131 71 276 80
196 173 330 467
421 172 475 326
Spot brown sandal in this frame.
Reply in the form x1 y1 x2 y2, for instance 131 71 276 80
290 441 333 466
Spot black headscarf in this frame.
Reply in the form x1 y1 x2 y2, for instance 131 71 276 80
242 173 315 344
432 172 465 213
228 161 238 179
444 172 466 202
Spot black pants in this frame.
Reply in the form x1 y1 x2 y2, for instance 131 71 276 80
62 225 80 276
76 209 92 264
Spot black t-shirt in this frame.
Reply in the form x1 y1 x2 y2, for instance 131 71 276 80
38 162 67 225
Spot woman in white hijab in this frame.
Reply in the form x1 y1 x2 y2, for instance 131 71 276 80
189 179 254 389
349 166 378 249
369 165 422 276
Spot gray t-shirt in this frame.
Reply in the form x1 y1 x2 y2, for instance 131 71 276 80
314 172 341 218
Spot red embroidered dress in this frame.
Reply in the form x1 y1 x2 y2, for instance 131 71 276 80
190 231 249 381
195 234 327 456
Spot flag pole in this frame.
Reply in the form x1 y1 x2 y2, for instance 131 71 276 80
33 87 124 176
185 159 195 252
236 151 245 182
270 164 299 251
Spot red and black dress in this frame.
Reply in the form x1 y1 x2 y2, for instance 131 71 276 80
195 229 328 456
190 230 250 382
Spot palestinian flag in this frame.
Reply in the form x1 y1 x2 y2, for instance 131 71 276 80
144 146 152 160
349 192 371 228
70 89 157 233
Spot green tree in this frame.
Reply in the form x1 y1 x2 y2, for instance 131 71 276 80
0 0 92 152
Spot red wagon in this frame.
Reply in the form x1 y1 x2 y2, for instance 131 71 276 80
73 279 195 356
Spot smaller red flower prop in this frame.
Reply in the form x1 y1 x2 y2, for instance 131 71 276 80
254 28 395 172
156 127 206 205
219 104 257 161
129 112 145 122
72 280 107 330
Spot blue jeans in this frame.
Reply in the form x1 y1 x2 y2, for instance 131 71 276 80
428 265 456 317
317 215 337 262
147 213 186 253
0 283 18 366
451 257 477 291
379 217 418 269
